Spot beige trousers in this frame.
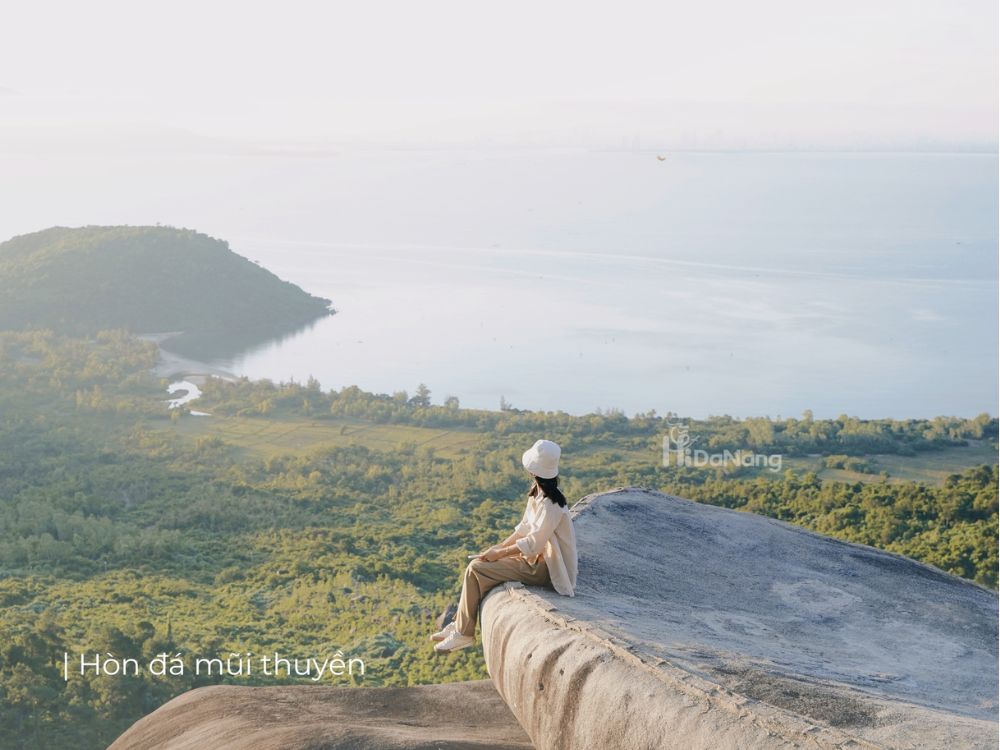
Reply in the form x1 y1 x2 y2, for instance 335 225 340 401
454 554 552 637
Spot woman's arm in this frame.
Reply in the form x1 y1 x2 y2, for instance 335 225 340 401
479 498 533 556
475 497 538 560
480 542 523 561
512 498 533 539
482 500 563 561
513 499 562 558
477 532 520 560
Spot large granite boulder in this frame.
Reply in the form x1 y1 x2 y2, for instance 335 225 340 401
481 487 998 750
108 680 532 750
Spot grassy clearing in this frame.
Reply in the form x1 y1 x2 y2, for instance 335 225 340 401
158 412 997 485
156 414 483 460
784 440 998 485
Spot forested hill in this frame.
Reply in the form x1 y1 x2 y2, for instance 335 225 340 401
0 226 332 355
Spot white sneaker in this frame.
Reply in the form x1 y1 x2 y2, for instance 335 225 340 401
433 630 475 653
429 620 457 642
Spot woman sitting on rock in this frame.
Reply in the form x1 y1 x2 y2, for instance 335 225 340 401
432 439 578 653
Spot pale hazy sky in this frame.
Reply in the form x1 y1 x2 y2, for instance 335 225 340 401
1 0 997 150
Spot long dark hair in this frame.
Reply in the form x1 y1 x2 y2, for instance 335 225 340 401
529 474 567 507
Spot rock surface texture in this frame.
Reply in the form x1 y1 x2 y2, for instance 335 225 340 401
480 487 999 750
108 680 533 750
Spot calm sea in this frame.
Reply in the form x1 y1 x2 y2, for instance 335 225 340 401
1 149 996 418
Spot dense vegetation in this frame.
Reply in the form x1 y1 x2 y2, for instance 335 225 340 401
0 329 996 750
0 226 332 357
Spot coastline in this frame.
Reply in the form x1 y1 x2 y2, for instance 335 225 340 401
139 332 241 385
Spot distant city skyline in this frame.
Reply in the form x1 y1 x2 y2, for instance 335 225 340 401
1 0 997 152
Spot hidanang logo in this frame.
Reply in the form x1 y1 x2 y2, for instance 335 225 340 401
662 421 782 472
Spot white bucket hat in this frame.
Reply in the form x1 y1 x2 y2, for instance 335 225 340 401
522 439 561 479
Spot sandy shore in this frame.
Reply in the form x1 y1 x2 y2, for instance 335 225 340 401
139 332 241 384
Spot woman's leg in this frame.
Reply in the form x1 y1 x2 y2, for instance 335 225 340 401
454 556 550 637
